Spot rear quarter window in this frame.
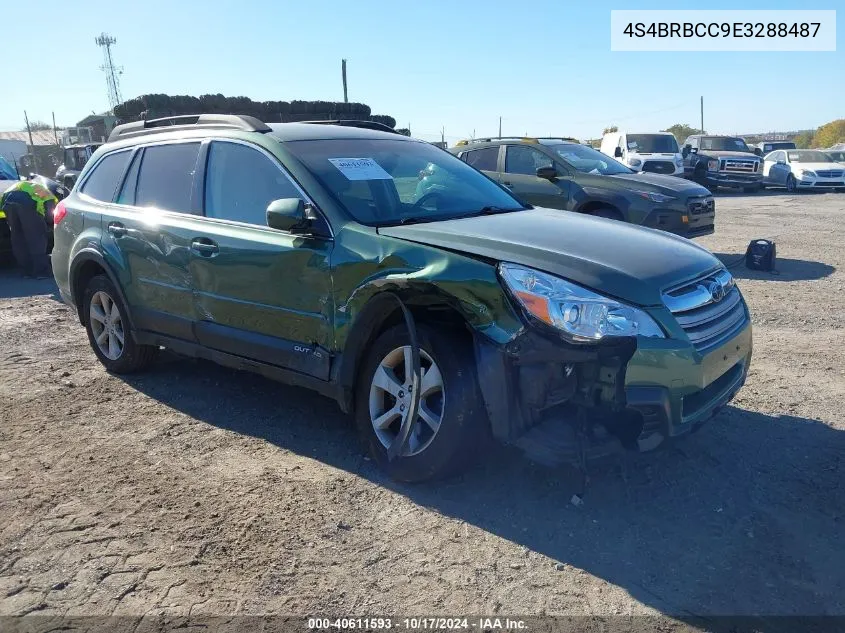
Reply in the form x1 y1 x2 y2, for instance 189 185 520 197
462 147 499 171
80 150 132 202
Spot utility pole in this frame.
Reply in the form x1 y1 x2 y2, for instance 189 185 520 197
341 59 348 103
441 126 445 145
700 96 704 133
23 110 36 173
498 116 502 137
52 112 59 146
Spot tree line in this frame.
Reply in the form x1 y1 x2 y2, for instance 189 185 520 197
113 94 397 129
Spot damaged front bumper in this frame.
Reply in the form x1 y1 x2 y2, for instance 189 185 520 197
474 318 752 464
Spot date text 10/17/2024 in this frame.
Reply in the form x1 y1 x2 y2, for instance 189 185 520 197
307 618 527 630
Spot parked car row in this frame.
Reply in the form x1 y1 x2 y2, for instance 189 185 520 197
51 115 752 481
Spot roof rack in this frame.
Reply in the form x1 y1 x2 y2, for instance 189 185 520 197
454 136 580 146
297 119 402 134
108 114 271 142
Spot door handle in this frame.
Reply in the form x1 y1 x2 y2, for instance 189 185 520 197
107 222 127 237
191 238 219 257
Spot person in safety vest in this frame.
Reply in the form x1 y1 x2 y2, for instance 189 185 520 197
0 180 57 279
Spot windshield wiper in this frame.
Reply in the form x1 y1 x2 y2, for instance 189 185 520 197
398 216 429 225
473 205 525 215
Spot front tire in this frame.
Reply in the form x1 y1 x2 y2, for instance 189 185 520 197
82 275 158 373
786 174 798 193
354 324 485 482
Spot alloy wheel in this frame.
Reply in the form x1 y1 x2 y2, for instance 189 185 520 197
368 345 445 457
89 291 125 360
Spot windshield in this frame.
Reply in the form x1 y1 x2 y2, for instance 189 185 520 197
626 134 679 154
699 137 751 152
284 138 526 226
826 151 845 162
0 156 17 180
788 150 833 163
551 143 632 175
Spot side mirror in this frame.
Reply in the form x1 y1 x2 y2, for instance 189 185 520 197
614 147 623 158
266 198 311 233
682 145 691 157
536 165 558 180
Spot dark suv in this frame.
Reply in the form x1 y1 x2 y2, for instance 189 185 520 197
449 138 714 238
52 115 751 481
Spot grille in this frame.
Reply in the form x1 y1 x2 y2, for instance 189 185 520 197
815 170 844 178
687 196 715 215
720 159 758 173
642 161 675 174
815 181 844 187
663 271 749 353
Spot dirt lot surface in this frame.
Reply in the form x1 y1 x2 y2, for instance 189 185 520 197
1 191 844 622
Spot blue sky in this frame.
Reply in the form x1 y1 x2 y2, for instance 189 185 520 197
3 0 841 143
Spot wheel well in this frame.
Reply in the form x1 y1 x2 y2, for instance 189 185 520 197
72 260 106 325
339 298 473 413
579 200 621 216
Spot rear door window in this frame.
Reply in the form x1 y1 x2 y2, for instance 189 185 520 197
116 151 142 205
80 150 132 202
135 143 201 213
203 141 305 226
462 147 499 172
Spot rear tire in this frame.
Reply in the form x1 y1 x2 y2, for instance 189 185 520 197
354 323 485 482
82 275 158 374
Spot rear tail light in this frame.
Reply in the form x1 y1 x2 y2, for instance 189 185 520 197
53 200 67 226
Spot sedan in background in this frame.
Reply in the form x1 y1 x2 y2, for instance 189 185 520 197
762 149 845 193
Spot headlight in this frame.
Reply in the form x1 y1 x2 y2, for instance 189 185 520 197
499 263 665 342
707 160 719 172
798 169 816 178
631 190 676 204
627 158 642 167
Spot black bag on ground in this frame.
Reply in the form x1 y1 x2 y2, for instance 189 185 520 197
745 239 776 271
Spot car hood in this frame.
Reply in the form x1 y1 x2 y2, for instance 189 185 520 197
792 162 844 172
379 208 722 307
606 172 710 196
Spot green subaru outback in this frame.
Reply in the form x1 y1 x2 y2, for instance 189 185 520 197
52 115 751 482
448 137 715 238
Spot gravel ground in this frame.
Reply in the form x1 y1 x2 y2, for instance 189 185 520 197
1 191 843 622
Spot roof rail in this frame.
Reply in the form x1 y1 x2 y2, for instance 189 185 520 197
454 136 580 146
108 114 271 142
297 119 402 134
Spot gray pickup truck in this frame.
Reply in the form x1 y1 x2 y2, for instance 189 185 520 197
682 135 763 192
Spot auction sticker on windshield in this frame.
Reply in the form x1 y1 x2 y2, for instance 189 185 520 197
329 158 392 180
